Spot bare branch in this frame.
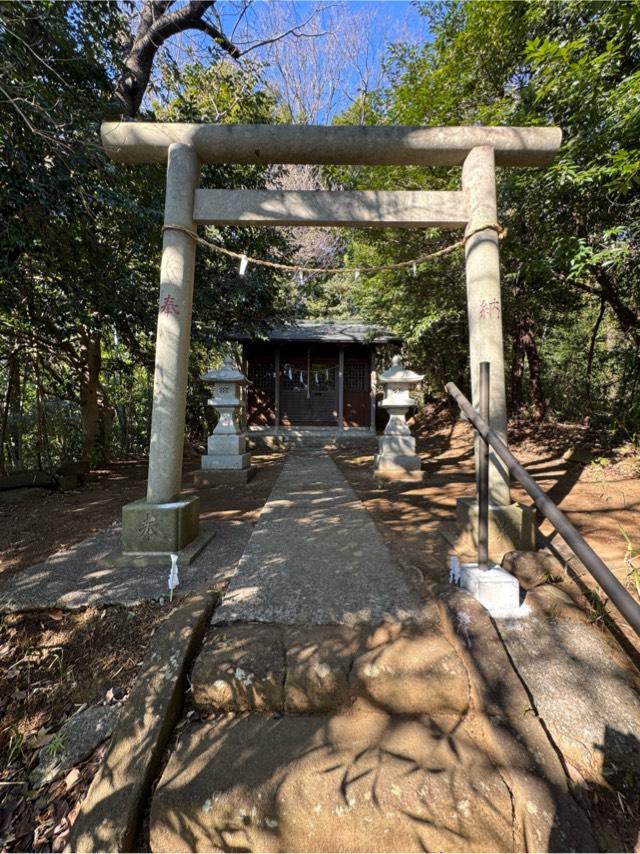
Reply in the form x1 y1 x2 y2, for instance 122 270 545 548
113 0 240 117
192 18 242 59
237 14 328 58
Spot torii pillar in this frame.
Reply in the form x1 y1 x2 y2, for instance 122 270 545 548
454 144 538 560
100 122 561 560
121 143 204 558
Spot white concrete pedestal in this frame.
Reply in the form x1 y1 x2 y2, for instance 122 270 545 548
450 558 521 618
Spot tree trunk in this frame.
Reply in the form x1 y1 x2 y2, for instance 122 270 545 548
510 328 525 412
8 359 23 469
97 392 115 464
0 352 19 475
34 352 52 470
79 331 102 463
586 298 606 404
520 316 545 421
114 1 239 117
593 266 640 345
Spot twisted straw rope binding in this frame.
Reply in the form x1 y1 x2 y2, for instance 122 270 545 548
160 222 506 276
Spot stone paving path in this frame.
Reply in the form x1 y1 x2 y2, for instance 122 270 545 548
0 521 247 612
213 450 421 626
149 450 599 853
10 445 639 850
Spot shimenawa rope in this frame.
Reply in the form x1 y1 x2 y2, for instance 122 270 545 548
160 222 506 276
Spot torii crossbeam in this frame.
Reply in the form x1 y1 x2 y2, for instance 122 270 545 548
100 122 562 559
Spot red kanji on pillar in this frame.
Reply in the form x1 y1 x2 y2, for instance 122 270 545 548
160 294 180 315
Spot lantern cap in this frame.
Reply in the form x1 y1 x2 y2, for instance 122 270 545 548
202 356 247 384
379 355 423 384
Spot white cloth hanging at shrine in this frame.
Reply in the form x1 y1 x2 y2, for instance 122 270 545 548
288 366 293 381
315 371 319 385
168 553 179 601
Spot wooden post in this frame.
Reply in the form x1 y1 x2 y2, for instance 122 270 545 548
338 347 345 431
370 348 377 432
274 346 281 433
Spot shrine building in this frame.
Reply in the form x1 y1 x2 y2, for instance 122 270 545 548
229 321 401 433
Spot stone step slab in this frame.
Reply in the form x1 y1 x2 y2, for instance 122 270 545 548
352 631 468 716
191 624 285 712
191 621 469 717
150 709 514 853
285 625 360 713
497 616 640 792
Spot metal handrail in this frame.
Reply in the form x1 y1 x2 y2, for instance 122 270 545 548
445 378 640 638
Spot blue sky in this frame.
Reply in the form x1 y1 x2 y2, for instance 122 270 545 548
213 1 429 41
211 1 432 121
149 1 432 122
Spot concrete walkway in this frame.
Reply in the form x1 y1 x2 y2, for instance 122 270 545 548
148 449 599 853
214 451 421 626
44 443 639 851
0 521 243 612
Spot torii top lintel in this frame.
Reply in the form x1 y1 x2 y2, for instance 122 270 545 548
100 122 562 168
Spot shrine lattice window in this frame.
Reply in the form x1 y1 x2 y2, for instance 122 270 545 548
249 362 275 389
344 362 368 391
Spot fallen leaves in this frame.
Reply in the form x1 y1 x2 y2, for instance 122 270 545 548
0 602 165 851
0 742 109 852
63 768 80 792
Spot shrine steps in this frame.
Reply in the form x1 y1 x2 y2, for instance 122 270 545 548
150 619 515 854
248 426 377 451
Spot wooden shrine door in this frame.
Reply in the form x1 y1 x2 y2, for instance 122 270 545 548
281 358 338 425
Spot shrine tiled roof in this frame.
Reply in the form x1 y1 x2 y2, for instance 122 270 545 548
229 320 402 345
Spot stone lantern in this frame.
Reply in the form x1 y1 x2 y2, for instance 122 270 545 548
194 356 255 485
374 355 424 480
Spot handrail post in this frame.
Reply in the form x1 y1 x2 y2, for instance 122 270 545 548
445 378 640 636
478 362 490 570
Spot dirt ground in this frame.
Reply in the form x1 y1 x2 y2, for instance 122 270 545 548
0 451 285 852
1 422 639 850
0 452 285 581
0 603 170 852
332 409 640 660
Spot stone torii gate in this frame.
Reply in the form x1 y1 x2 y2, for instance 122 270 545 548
100 122 562 558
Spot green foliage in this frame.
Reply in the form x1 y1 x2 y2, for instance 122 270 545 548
6 728 25 766
619 522 640 598
45 731 65 757
331 0 640 427
2 0 639 474
0 8 296 469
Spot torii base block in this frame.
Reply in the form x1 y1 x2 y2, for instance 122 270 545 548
122 495 200 556
455 497 536 563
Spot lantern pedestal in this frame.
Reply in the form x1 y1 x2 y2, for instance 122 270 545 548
373 356 424 481
193 467 256 486
195 357 255 487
